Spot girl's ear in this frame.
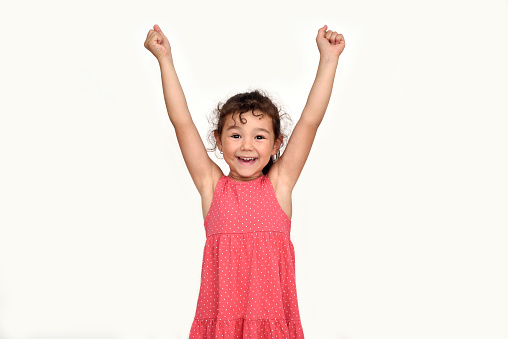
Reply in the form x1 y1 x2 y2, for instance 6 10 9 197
272 135 283 155
214 130 222 152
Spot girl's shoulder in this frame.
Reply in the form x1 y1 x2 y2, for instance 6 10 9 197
211 166 225 191
267 166 293 219
200 165 224 220
267 164 291 194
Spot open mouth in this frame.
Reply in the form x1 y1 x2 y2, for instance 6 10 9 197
237 157 257 165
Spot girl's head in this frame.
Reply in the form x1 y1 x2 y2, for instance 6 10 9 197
207 89 292 179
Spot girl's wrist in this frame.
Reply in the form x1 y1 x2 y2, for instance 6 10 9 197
319 55 340 64
318 56 339 70
157 54 174 66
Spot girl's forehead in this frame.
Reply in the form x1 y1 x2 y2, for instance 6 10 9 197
224 111 272 128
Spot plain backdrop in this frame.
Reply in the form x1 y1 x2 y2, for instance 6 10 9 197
1 0 507 338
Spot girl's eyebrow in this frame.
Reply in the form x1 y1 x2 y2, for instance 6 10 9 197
254 127 270 134
226 126 270 134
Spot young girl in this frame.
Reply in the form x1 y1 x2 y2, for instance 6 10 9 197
144 24 345 339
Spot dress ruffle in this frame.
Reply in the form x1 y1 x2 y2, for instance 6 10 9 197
189 317 304 338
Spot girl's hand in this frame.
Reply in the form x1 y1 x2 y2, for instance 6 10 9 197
316 25 345 61
144 24 172 61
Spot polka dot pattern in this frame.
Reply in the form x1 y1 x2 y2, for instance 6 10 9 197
189 175 304 338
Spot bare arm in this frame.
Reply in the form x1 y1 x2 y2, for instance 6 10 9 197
145 25 221 194
158 56 194 127
300 57 339 128
159 57 221 190
271 25 345 190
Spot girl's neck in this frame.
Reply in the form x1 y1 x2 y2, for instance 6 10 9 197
227 172 264 182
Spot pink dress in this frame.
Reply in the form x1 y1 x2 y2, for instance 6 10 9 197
189 174 305 338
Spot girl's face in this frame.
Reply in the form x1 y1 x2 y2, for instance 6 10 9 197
215 110 282 182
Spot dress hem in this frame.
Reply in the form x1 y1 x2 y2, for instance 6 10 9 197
189 317 304 338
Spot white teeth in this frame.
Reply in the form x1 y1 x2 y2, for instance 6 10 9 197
239 157 255 160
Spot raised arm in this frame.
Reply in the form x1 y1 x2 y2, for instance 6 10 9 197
144 25 221 194
271 25 345 190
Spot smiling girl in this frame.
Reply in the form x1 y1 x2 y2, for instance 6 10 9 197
144 23 345 338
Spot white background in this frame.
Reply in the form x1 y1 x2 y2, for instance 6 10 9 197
1 0 507 338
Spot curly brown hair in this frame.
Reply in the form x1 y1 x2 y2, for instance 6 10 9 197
207 89 293 175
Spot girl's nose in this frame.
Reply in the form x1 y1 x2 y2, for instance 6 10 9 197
241 139 253 151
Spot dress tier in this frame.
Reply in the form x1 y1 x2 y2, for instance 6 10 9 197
189 174 304 338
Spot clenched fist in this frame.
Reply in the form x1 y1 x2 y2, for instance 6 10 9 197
316 25 345 61
144 24 172 61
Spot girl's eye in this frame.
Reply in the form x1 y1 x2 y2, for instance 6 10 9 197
231 134 240 138
255 136 265 139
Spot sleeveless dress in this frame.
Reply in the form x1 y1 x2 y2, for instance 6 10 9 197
189 174 305 338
